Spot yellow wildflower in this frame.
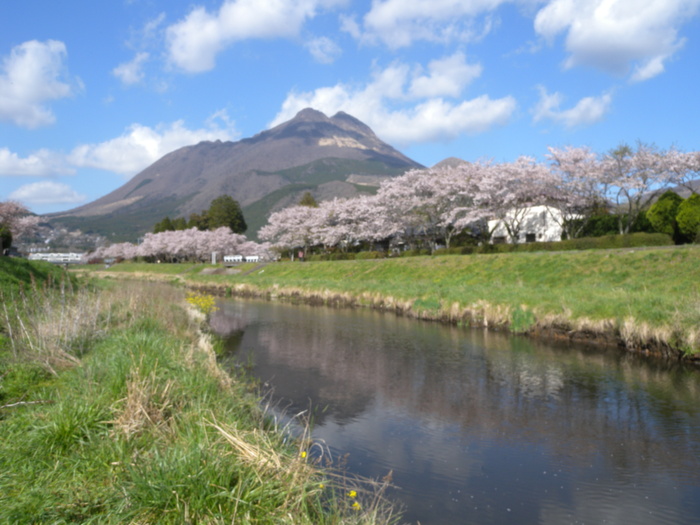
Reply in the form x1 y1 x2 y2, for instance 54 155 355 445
185 291 219 315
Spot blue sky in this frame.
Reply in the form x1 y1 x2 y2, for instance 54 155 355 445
1 0 699 215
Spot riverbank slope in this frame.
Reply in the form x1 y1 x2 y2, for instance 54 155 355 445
0 259 396 523
85 245 700 360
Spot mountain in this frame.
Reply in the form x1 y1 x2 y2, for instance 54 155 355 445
48 108 423 242
432 157 468 169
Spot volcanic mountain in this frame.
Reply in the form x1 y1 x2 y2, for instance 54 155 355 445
49 108 423 241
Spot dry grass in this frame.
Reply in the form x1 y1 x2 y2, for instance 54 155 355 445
211 420 286 471
111 367 175 440
1 277 101 374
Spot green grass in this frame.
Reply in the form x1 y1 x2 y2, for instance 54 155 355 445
0 257 69 293
184 247 696 317
97 261 207 274
1 266 398 523
160 245 700 355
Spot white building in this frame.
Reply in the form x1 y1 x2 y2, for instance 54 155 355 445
28 252 85 263
488 205 567 244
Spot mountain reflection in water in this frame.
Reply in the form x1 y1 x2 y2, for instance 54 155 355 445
210 299 700 525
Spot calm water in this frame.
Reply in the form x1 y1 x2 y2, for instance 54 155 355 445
210 299 700 525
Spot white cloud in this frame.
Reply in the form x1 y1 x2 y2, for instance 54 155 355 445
1 113 238 182
112 52 150 85
166 0 345 73
9 181 86 205
630 53 672 83
0 40 79 128
305 36 342 64
270 57 515 145
68 111 240 177
0 148 74 177
376 96 516 143
409 52 483 99
339 14 362 39
532 86 612 128
353 0 514 48
534 0 700 81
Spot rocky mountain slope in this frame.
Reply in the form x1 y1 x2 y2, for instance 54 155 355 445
49 108 423 241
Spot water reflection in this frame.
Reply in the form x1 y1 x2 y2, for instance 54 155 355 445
211 299 700 525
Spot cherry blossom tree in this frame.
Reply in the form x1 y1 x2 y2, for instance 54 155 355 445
476 157 553 244
374 172 430 250
666 148 700 196
0 200 41 247
327 195 395 250
258 205 324 256
256 142 699 252
90 227 270 263
371 166 481 250
602 143 675 234
545 146 606 239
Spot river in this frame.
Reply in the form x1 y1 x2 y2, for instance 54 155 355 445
209 298 700 525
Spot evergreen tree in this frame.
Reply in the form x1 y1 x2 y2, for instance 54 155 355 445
172 217 188 230
298 191 319 208
0 225 12 253
153 216 174 233
188 211 209 231
207 195 247 233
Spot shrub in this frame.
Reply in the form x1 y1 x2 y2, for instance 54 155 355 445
432 248 457 256
553 232 672 251
400 249 431 257
677 194 700 242
355 251 386 259
647 191 683 238
469 233 673 255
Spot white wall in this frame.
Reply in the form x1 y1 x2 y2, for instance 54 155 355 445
488 205 565 244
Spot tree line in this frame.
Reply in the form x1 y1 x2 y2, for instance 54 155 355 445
153 195 247 234
90 195 271 263
90 226 272 263
258 143 700 254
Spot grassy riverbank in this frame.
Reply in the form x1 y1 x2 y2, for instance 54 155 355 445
86 245 700 358
0 259 396 523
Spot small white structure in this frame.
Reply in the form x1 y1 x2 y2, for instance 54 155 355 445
223 255 244 265
245 255 259 263
488 205 566 244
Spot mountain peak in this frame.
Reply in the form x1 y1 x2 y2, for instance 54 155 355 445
331 111 376 137
50 108 423 242
293 108 330 122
